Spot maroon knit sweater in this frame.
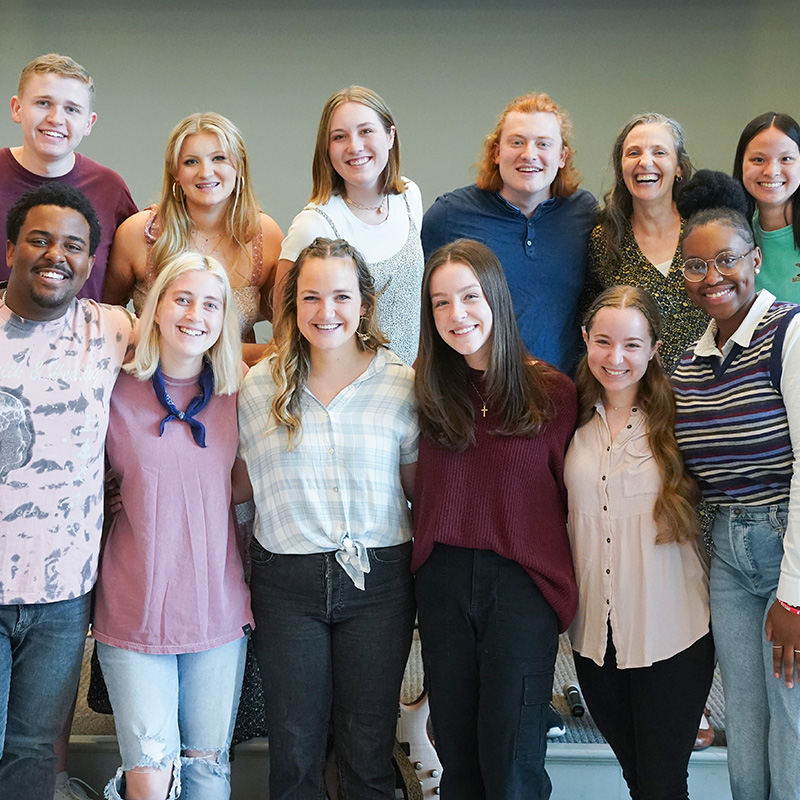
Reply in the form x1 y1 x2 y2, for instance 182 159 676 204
412 369 578 632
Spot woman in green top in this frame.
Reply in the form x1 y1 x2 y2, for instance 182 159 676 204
733 112 800 302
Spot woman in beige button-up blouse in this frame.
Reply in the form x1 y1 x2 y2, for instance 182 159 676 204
565 285 713 800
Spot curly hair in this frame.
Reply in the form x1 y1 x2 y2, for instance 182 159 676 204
676 169 753 245
576 285 700 544
269 238 387 449
475 92 581 197
6 183 101 254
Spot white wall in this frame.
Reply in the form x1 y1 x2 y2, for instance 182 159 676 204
2 0 799 231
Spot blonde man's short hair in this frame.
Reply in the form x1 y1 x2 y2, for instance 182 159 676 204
18 54 95 107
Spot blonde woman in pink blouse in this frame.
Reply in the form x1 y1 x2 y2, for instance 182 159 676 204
93 252 252 800
564 285 713 800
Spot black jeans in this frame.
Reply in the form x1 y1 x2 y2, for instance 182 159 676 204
250 540 415 800
574 627 715 800
415 544 559 800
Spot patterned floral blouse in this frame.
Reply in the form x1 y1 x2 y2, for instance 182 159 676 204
587 222 709 374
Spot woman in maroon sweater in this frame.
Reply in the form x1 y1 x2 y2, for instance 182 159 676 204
413 238 578 800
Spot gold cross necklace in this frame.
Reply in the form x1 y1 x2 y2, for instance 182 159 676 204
470 380 488 418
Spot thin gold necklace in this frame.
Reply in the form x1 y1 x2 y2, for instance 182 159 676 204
603 402 637 412
192 227 224 245
469 380 488 418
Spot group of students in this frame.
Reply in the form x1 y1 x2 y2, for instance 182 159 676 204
1 51 800 800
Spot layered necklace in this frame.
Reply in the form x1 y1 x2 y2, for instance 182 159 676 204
191 227 225 256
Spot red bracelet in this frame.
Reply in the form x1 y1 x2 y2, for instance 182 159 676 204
778 599 800 615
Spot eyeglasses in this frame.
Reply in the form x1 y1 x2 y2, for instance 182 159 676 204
682 249 755 282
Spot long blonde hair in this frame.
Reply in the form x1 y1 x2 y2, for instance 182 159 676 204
576 285 699 544
151 112 261 274
127 251 242 394
269 238 386 449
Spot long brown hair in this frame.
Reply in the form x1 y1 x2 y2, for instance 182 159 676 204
270 237 386 449
416 239 557 452
576 285 700 544
310 86 405 204
733 112 800 249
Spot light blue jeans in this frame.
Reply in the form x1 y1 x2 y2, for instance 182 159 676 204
0 594 91 800
710 504 800 800
97 636 247 800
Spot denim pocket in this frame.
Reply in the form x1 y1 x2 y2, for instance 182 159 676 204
515 670 551 762
727 506 787 594
249 539 276 567
771 509 788 537
370 541 412 566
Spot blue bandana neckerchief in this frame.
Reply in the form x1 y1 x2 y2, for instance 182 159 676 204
151 360 214 448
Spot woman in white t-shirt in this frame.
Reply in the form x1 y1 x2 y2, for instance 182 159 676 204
276 86 424 365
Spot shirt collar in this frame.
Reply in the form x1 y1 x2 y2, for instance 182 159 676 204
592 398 645 431
493 190 559 217
302 348 384 406
355 348 384 383
692 290 775 359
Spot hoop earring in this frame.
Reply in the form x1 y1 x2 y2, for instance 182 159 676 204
356 316 370 344
172 181 184 202
675 175 683 184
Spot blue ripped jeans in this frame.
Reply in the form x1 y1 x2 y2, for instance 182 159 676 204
97 636 247 800
710 504 800 800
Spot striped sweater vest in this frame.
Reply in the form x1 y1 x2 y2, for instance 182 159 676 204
673 302 800 505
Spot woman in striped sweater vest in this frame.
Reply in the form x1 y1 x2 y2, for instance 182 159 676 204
673 170 800 800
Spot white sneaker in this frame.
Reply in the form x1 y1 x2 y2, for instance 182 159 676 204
54 771 98 800
545 702 566 738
